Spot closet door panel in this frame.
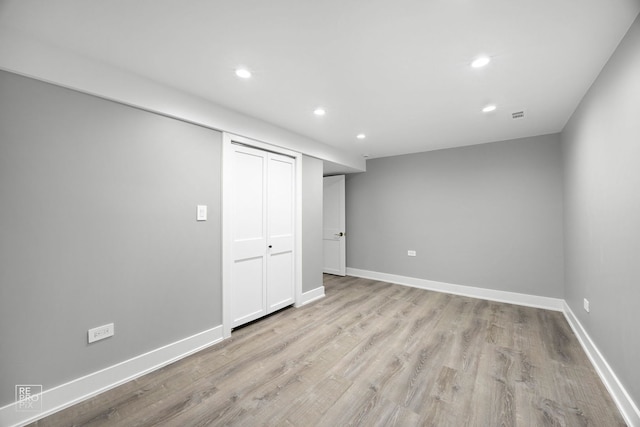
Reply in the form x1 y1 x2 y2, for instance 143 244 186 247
231 257 265 326
231 147 268 327
267 251 294 312
266 153 295 312
232 149 265 242
267 156 294 237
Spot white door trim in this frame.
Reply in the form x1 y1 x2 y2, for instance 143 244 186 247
222 133 302 338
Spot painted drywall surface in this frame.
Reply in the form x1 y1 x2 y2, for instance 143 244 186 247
0 29 365 173
562 14 640 406
301 156 324 293
346 134 564 298
0 71 222 406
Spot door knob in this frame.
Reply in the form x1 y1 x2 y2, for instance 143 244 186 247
336 232 344 237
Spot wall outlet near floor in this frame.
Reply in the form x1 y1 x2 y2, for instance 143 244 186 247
88 323 114 343
407 250 416 257
583 298 590 313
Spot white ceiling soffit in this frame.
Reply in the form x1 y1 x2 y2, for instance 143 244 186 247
1 0 639 160
323 160 364 177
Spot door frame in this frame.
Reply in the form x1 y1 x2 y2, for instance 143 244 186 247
222 132 302 338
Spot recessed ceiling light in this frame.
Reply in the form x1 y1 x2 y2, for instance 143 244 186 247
482 104 497 113
235 68 252 79
471 56 491 68
356 133 366 139
313 108 326 116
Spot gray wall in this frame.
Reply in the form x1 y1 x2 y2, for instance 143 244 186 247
346 134 564 298
301 156 324 293
562 14 640 406
0 71 222 406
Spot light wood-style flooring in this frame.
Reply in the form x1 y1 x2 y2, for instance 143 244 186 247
31 275 625 426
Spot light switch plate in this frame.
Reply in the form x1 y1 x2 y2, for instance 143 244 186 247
197 205 207 221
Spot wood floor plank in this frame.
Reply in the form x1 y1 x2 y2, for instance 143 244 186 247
277 375 353 425
31 275 627 427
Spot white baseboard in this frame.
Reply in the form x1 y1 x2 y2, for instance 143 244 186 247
346 268 564 311
562 302 640 427
0 325 224 427
297 286 325 307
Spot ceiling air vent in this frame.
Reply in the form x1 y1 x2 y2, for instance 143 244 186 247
512 110 525 119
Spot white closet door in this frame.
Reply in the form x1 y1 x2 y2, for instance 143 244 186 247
266 153 295 312
230 146 268 327
230 144 296 328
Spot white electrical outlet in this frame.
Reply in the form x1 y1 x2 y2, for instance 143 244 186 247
583 298 590 313
408 250 416 257
88 323 114 343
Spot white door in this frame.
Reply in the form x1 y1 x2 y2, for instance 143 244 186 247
230 144 296 328
323 175 346 276
231 145 268 327
266 153 295 312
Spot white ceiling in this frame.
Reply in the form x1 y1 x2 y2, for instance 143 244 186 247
1 0 639 160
